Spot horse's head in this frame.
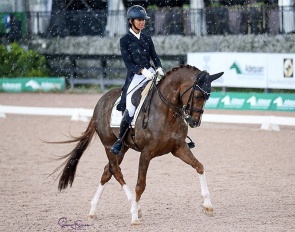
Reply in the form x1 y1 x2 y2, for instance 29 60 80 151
180 70 224 128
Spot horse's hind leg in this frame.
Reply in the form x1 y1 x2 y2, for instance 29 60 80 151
172 146 213 215
87 163 111 220
106 148 140 224
88 147 129 220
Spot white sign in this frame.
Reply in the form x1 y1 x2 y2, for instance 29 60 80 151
187 52 295 89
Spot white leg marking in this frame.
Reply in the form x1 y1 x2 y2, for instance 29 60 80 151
198 172 213 214
137 202 142 218
122 185 140 225
88 183 105 219
123 185 133 201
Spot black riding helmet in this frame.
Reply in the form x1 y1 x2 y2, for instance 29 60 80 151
127 5 150 20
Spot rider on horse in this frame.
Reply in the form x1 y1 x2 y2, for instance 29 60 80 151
110 5 164 154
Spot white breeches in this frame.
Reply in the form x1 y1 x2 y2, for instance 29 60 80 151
126 67 155 117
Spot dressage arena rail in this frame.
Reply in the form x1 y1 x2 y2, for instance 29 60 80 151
1 105 295 131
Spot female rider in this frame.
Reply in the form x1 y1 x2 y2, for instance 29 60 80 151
110 5 164 154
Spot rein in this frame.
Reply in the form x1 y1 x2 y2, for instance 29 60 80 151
153 76 206 123
153 83 185 119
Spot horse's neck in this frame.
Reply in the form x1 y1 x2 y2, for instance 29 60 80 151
150 77 184 124
158 77 182 105
154 68 198 116
158 69 194 106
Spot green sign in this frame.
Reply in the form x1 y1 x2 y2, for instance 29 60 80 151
205 92 295 112
244 94 273 110
206 92 224 109
0 78 65 92
270 94 295 111
218 93 248 110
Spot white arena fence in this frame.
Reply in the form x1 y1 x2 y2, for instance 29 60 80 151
1 105 295 131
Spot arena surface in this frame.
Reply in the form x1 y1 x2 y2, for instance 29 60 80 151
1 93 295 232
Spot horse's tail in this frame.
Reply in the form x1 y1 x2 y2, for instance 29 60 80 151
52 117 96 191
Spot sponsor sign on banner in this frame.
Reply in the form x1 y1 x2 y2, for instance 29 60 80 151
218 93 249 110
270 94 295 111
205 92 295 112
0 78 65 92
187 52 295 89
244 94 273 110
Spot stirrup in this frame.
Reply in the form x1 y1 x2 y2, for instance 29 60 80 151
186 136 195 149
187 141 195 149
110 139 122 155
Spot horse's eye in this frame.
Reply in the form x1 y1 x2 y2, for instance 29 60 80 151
195 94 201 99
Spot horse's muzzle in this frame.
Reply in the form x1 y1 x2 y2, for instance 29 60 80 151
185 116 202 128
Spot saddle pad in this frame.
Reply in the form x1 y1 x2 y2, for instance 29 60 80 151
110 81 152 128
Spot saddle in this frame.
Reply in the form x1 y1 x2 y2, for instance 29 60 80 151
110 81 155 128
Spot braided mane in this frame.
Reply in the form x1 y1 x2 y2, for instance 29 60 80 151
162 64 200 81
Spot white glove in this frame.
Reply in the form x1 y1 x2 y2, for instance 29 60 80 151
156 67 164 77
141 68 154 80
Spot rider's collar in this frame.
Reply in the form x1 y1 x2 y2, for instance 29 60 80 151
129 28 141 39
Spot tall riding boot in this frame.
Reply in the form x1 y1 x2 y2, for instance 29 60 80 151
110 110 134 155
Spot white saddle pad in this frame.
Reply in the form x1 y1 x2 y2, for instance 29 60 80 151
110 81 152 128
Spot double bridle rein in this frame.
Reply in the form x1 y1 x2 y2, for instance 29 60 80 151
154 74 209 125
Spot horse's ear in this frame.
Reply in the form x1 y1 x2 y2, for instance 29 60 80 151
197 71 208 83
208 72 224 83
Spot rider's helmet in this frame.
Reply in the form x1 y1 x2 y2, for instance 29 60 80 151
127 5 150 20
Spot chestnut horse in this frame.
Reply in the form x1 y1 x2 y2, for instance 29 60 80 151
54 65 223 225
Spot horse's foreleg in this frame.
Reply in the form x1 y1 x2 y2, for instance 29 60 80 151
172 146 213 215
198 171 213 215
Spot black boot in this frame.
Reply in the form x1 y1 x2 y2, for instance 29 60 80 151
110 110 133 155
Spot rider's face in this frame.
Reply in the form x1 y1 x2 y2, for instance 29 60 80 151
130 18 145 32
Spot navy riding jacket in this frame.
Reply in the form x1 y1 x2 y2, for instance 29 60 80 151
117 31 162 111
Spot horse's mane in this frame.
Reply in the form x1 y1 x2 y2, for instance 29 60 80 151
162 64 200 81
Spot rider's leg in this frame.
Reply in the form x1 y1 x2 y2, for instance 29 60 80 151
110 109 133 154
110 73 148 155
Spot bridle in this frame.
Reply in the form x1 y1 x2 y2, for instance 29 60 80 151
154 74 209 125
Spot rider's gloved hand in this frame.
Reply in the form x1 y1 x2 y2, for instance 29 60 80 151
155 67 164 85
156 67 164 77
141 68 154 80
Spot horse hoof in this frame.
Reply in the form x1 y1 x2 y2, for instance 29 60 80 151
138 209 143 218
87 214 97 220
131 219 141 225
202 205 213 216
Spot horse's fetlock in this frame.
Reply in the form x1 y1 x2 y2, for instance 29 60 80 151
201 192 210 199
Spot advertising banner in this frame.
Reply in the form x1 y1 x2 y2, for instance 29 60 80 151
0 78 65 92
270 94 295 111
206 92 295 112
187 52 295 89
267 55 295 89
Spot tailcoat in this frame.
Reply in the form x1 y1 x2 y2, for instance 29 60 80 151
117 31 162 111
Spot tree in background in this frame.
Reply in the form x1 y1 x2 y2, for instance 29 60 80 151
0 43 50 77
